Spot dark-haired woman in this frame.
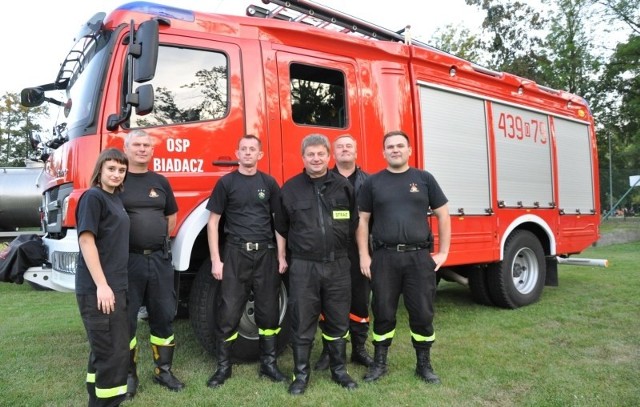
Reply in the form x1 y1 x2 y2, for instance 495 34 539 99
75 148 130 407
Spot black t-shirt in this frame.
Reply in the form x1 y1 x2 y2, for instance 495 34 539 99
75 187 130 294
120 171 178 250
206 170 280 242
358 168 448 244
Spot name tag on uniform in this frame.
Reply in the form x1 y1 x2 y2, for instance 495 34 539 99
333 210 350 220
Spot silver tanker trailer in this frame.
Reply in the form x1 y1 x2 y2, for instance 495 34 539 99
0 161 44 241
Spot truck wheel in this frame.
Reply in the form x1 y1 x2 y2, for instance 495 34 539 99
487 230 546 309
467 265 493 306
188 259 291 362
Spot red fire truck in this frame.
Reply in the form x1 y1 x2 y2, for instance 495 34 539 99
20 0 602 359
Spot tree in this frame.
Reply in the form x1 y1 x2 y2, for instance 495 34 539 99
593 0 640 33
589 0 640 208
542 0 601 97
0 92 48 167
431 24 486 64
465 0 550 81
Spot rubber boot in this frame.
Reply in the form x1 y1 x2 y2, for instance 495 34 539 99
363 343 389 382
125 345 139 400
207 340 233 388
258 335 287 382
288 345 311 396
415 345 441 384
327 338 358 390
313 339 330 371
349 321 373 367
152 344 185 391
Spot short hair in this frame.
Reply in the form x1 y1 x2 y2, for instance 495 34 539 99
238 134 262 150
333 133 356 146
301 134 330 155
89 148 129 193
124 129 151 148
383 130 410 147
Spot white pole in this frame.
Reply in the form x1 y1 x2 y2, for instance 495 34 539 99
609 133 613 213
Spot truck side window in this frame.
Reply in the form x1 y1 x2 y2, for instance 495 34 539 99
290 63 346 128
129 46 228 128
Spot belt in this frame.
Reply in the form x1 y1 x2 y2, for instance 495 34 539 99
130 248 162 255
377 243 429 252
230 242 276 252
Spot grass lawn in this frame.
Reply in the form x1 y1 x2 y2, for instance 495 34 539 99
0 241 638 406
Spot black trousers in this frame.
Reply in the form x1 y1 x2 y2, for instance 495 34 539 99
289 257 351 346
77 290 129 407
348 243 370 322
216 243 282 339
127 251 176 343
370 248 437 344
318 243 370 330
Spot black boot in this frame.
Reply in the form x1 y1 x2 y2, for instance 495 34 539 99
258 335 287 382
125 345 139 400
415 345 441 384
152 344 185 391
363 344 389 382
288 345 311 396
327 339 357 390
350 321 373 367
207 340 233 388
313 340 330 371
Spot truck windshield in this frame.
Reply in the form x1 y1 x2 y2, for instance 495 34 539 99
58 28 113 139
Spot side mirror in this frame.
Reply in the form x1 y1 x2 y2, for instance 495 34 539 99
21 88 46 107
29 134 42 150
134 84 154 116
133 19 159 83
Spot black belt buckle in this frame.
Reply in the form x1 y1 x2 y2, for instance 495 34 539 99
245 242 259 251
143 249 154 255
396 244 407 252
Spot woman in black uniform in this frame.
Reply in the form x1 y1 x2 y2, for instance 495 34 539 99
75 148 130 407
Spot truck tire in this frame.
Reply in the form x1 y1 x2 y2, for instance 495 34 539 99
467 265 494 306
188 259 291 362
487 230 546 309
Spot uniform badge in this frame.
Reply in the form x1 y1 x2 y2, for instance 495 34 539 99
257 189 266 200
149 188 159 198
409 183 419 193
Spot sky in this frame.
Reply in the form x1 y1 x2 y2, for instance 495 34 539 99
0 0 484 99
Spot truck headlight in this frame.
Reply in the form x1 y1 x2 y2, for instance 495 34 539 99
62 196 70 223
52 251 79 274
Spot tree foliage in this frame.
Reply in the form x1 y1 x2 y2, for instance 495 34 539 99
543 0 601 96
465 0 549 81
431 24 485 63
0 92 48 167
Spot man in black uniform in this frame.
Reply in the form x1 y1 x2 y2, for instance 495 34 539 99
315 134 373 370
205 135 287 388
121 130 184 398
275 134 359 395
357 130 451 384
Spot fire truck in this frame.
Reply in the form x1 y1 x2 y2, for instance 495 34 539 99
20 0 602 360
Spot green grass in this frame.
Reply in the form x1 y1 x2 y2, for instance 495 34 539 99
600 216 640 233
1 242 639 406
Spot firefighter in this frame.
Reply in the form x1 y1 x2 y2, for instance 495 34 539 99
121 130 184 398
205 135 287 388
357 130 450 384
315 134 373 370
274 134 359 395
75 148 130 407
